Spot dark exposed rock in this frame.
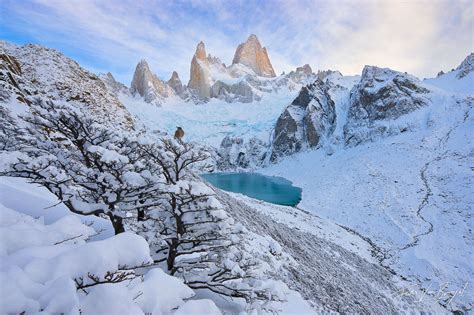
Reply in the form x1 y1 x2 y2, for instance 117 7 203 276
210 80 257 103
344 66 430 145
218 135 269 170
99 72 129 96
455 52 473 79
167 71 184 97
271 79 336 161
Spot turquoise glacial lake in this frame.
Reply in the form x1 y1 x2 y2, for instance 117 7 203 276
202 172 302 206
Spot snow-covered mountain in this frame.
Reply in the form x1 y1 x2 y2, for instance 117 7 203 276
125 35 315 105
1 37 473 314
0 41 134 128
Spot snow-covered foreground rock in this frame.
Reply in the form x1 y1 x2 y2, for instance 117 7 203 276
0 202 222 314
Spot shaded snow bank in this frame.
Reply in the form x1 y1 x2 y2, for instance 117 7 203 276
0 204 222 314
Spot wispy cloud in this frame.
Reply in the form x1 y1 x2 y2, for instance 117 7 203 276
1 0 472 84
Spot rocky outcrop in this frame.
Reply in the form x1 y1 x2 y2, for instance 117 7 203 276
188 41 211 100
210 80 258 103
99 72 129 96
218 136 269 169
0 41 134 128
232 34 276 77
167 71 184 96
0 51 30 105
344 66 430 145
316 69 343 81
271 79 336 161
455 52 473 79
130 60 173 105
183 36 315 104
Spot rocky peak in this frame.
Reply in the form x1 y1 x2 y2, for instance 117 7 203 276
167 71 184 96
455 52 473 79
271 79 336 161
188 41 211 99
296 64 313 75
195 41 208 63
100 72 129 96
131 60 153 92
131 59 173 105
344 65 430 145
316 70 342 81
232 34 276 77
168 71 180 82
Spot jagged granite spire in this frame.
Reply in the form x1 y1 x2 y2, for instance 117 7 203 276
188 41 211 99
232 34 276 77
130 59 172 105
167 71 184 96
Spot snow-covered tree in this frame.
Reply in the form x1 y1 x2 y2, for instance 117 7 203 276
135 138 285 306
0 100 286 309
0 99 163 234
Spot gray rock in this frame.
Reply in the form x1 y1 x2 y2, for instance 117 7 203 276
131 60 173 106
210 80 257 103
344 66 430 146
99 72 129 96
218 135 269 170
271 79 336 161
167 71 184 97
455 52 473 79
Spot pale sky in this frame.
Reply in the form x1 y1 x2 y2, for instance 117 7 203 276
1 0 473 85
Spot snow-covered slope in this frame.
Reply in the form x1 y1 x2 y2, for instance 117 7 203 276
215 189 444 313
120 89 298 148
0 41 134 128
262 76 473 311
424 53 474 94
1 38 472 313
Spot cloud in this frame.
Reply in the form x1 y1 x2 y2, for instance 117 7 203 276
1 0 472 84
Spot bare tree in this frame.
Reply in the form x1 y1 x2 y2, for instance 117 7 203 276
0 99 163 234
135 138 284 305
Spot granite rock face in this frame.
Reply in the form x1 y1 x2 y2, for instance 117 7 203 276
188 41 211 100
232 34 276 77
131 60 174 106
271 79 336 161
218 135 269 170
344 66 430 145
167 71 184 96
210 80 257 103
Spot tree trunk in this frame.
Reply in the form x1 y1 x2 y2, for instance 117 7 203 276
108 213 125 235
167 237 178 274
137 209 146 221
